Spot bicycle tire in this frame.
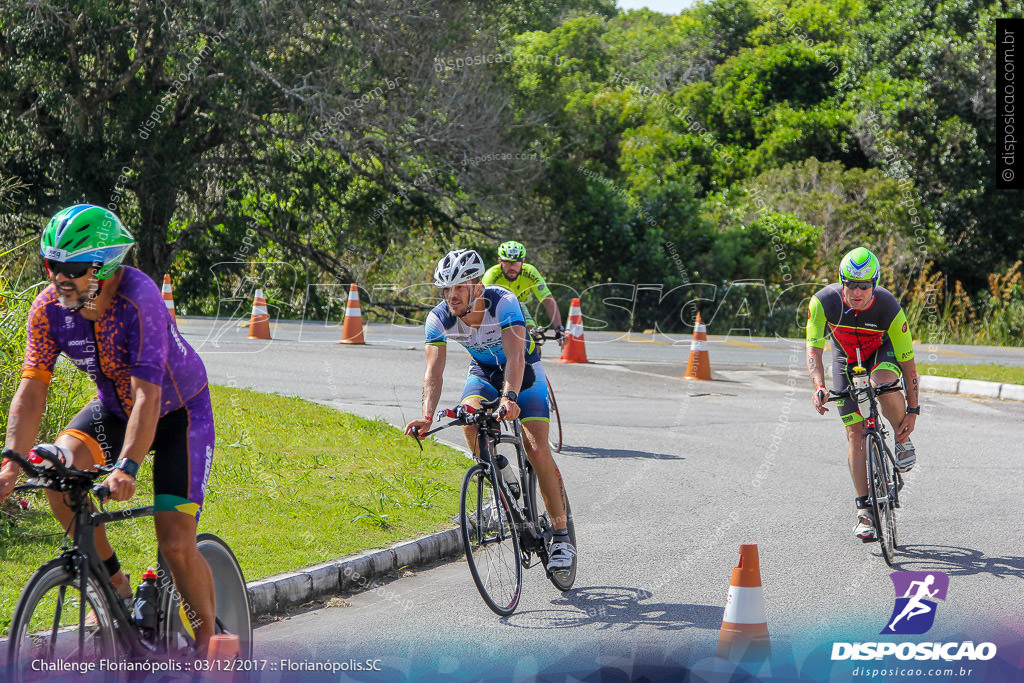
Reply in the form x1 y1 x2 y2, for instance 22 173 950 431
160 533 253 658
867 435 897 566
530 468 577 591
460 463 523 616
546 377 563 453
7 559 118 682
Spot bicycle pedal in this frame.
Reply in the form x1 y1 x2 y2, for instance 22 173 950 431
860 536 878 544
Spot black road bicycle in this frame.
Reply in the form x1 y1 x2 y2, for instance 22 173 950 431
414 397 577 615
2 446 252 681
529 326 563 453
825 366 905 567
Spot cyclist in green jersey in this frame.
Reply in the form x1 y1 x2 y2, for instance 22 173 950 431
806 247 922 542
482 241 564 347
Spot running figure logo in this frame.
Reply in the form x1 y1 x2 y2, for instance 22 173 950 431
881 571 949 635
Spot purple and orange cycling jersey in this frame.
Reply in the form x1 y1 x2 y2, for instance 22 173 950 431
22 266 208 419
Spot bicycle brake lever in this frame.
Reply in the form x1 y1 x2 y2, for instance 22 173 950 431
93 485 110 502
410 427 424 452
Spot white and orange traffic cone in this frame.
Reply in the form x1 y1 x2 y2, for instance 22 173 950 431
162 274 177 325
717 543 771 662
684 312 712 380
247 288 271 340
338 283 366 345
557 297 588 363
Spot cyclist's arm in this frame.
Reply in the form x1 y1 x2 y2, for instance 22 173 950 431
422 343 446 419
806 346 826 388
1 377 49 478
500 325 526 397
887 309 919 409
806 295 828 388
541 295 562 330
120 377 162 467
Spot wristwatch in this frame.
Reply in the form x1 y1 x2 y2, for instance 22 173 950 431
502 391 518 402
114 457 140 478
906 406 920 415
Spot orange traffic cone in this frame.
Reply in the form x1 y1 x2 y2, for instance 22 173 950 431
338 283 366 344
206 633 241 682
684 312 712 380
557 297 588 363
247 288 271 340
717 544 771 662
162 274 177 324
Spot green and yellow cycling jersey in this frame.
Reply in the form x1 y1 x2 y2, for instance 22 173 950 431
481 263 552 304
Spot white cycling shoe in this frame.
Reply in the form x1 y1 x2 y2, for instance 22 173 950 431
547 541 576 570
854 510 877 543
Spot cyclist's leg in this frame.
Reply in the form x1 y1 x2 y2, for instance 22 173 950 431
869 341 908 442
834 355 868 498
517 362 567 531
459 369 498 454
152 391 216 651
48 400 132 598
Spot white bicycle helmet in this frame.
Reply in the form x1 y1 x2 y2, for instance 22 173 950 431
433 249 485 287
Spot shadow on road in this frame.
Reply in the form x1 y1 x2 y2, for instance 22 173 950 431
892 544 1024 579
503 586 720 631
558 446 683 460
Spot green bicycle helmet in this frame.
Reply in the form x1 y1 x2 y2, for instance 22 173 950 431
839 247 879 284
497 240 526 261
41 205 134 280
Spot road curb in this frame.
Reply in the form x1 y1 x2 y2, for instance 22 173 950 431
921 375 1023 400
247 527 463 617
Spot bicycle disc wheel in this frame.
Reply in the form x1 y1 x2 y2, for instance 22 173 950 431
530 470 577 591
160 533 253 658
867 436 897 566
546 377 563 453
460 463 522 616
7 559 118 682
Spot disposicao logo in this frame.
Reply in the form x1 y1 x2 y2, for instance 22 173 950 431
831 572 997 662
882 571 948 635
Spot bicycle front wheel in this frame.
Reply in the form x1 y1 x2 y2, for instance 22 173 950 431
546 377 563 453
867 435 897 566
460 463 523 616
7 559 119 682
160 533 253 658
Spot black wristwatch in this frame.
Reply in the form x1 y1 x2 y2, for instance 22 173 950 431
906 406 920 415
502 391 518 402
114 457 140 478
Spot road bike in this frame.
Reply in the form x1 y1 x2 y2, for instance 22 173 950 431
825 365 905 567
2 446 252 680
413 397 577 615
529 326 563 452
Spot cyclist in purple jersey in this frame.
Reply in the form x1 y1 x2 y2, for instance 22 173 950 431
0 205 218 652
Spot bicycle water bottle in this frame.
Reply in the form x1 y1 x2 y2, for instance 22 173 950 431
27 444 72 469
494 453 521 499
852 348 870 412
133 568 160 640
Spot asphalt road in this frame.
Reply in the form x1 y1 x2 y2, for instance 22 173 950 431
178 317 1024 681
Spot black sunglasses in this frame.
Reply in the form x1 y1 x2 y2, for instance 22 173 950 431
842 279 874 291
45 260 94 279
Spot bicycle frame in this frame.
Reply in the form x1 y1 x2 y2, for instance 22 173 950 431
491 421 549 563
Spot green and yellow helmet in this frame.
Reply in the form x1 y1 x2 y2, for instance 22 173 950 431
839 247 880 284
40 205 134 280
497 240 526 261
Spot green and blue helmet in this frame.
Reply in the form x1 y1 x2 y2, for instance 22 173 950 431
839 247 880 284
41 205 134 280
497 240 526 261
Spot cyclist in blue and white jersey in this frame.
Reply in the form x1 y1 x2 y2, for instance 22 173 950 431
404 250 575 571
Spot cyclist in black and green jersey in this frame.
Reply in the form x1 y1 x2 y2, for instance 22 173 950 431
482 241 564 347
806 247 922 542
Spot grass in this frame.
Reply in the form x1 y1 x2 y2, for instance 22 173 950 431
0 385 469 635
916 363 1024 385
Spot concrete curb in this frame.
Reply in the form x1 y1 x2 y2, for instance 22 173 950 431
921 375 1024 400
247 527 463 617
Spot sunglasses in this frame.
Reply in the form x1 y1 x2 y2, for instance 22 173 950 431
45 260 94 279
842 279 874 291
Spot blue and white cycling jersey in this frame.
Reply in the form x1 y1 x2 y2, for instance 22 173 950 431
424 286 539 367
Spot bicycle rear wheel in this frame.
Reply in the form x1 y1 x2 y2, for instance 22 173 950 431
160 533 253 658
546 377 563 453
460 463 522 616
530 470 577 591
7 559 118 682
867 435 897 566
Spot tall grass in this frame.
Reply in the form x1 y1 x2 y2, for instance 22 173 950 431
904 261 1024 346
